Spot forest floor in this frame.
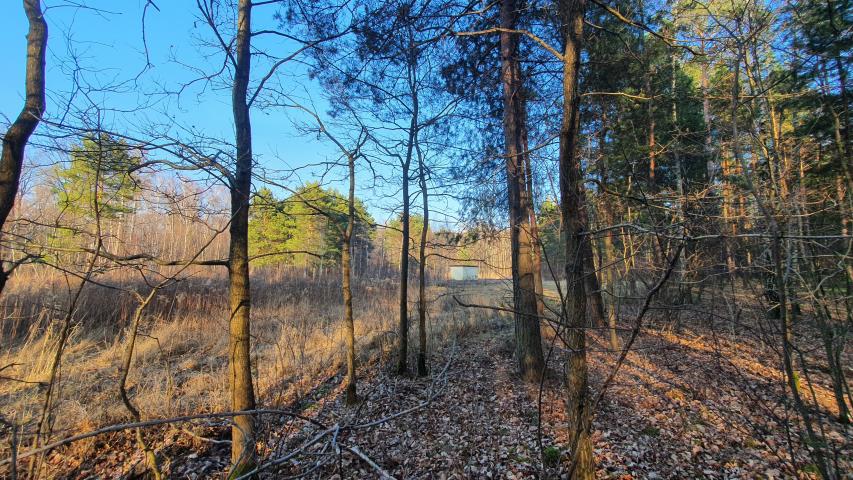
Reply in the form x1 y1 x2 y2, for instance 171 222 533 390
18 282 853 479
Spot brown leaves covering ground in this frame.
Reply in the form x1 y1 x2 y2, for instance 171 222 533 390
258 318 851 479
17 312 852 479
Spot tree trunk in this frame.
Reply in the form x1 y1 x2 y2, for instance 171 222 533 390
597 103 621 350
700 39 716 184
521 99 546 319
500 0 544 382
648 110 656 187
644 48 656 189
417 146 429 377
579 191 606 328
823 59 853 291
0 0 47 295
796 158 851 423
558 0 594 477
119 291 162 480
671 51 688 315
397 137 413 375
343 151 358 404
228 0 257 474
835 55 851 173
771 234 832 478
724 49 742 276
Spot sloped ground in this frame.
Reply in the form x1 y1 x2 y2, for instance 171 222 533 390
282 322 851 479
15 303 852 479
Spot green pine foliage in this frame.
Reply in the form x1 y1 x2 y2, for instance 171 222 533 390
53 133 141 220
248 182 374 266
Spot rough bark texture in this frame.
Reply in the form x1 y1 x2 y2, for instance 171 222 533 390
558 0 594 477
228 0 257 473
500 0 544 382
0 0 47 295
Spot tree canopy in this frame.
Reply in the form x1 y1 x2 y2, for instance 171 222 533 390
53 133 140 221
249 183 374 266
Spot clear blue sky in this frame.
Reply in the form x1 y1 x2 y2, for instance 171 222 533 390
0 1 457 226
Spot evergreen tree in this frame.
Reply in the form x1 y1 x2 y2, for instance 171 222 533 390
248 183 374 266
53 133 140 220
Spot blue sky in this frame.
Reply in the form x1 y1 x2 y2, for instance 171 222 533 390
0 1 455 226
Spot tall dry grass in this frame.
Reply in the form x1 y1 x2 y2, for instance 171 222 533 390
0 263 506 461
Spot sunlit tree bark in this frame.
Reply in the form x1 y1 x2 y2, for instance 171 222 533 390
0 0 47 295
228 0 257 473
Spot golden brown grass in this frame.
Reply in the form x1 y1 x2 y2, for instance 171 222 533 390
0 266 503 458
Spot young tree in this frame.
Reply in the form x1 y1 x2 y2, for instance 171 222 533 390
340 131 360 405
299 0 462 375
271 102 370 406
416 141 430 376
193 0 347 468
227 0 256 473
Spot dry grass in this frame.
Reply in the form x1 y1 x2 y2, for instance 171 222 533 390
2 269 849 478
0 266 502 461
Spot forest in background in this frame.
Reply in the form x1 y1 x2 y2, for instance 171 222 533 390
0 0 850 478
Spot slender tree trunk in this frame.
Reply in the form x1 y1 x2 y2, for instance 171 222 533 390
579 191 606 328
500 0 544 382
398 48 419 374
403 41 425 377
648 107 656 187
671 51 688 312
725 47 742 276
521 100 546 319
417 147 429 377
836 56 851 171
795 155 851 424
0 0 47 295
398 159 411 374
580 191 607 327
601 217 621 344
801 240 851 424
596 102 620 350
530 215 547 314
558 0 594 477
228 0 257 473
643 33 656 190
700 39 716 184
822 59 853 292
119 291 162 480
771 234 832 478
343 151 358 404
